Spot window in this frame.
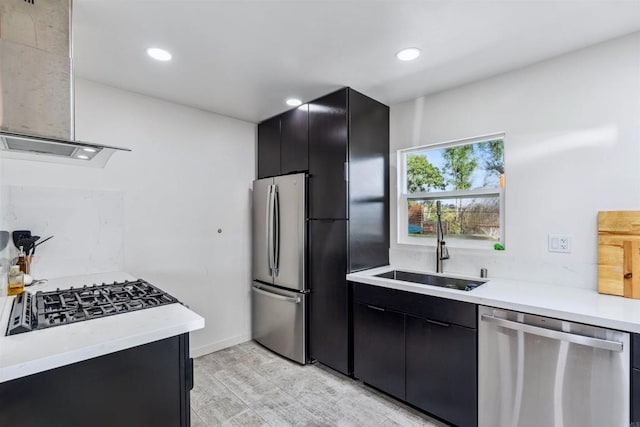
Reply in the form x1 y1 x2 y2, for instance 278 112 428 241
398 133 505 249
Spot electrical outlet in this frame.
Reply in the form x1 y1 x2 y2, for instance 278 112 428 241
548 234 571 253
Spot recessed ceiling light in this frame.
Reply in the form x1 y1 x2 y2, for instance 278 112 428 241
82 147 97 153
286 98 302 107
396 47 421 61
76 154 89 160
146 47 172 61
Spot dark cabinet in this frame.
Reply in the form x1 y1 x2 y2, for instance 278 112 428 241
353 282 478 427
257 116 280 178
307 88 389 376
281 105 309 175
308 89 348 219
633 334 640 423
406 315 477 427
308 220 350 374
257 105 308 178
0 335 192 427
353 302 405 400
633 369 640 424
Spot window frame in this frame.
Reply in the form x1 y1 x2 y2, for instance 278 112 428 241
397 132 506 250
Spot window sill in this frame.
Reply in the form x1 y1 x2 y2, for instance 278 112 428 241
397 236 503 251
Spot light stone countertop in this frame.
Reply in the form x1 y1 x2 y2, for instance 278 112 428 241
0 271 204 383
347 266 640 333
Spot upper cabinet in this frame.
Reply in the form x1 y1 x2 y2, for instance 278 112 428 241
257 105 309 178
308 89 349 220
257 116 281 178
308 88 389 270
280 105 309 175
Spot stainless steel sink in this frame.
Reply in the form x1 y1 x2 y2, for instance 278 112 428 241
374 270 486 291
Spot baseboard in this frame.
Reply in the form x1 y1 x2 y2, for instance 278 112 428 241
190 333 252 358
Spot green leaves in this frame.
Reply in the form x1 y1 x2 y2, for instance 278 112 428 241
478 139 504 177
405 138 504 243
407 155 445 193
442 145 478 191
406 139 504 193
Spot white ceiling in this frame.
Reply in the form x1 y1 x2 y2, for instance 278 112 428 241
73 0 640 123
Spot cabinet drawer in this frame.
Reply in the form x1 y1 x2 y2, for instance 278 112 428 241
353 282 476 329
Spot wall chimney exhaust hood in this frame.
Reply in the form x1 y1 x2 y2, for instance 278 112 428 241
0 0 130 168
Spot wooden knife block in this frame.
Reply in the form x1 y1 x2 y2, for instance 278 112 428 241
598 211 640 298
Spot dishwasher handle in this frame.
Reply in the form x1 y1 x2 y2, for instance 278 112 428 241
480 314 623 352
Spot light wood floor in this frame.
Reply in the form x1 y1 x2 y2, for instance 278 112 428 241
191 340 447 426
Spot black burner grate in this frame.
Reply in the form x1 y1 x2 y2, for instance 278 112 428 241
34 279 179 330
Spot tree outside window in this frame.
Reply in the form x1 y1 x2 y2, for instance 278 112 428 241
403 138 504 244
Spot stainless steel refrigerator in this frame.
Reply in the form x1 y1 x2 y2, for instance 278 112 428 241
252 173 307 364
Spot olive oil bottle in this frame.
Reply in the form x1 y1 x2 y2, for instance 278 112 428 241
7 265 24 296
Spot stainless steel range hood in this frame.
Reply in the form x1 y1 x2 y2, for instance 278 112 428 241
0 0 130 168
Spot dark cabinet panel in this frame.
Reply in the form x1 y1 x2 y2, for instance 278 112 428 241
280 104 309 175
353 302 405 400
634 335 640 423
309 220 350 374
633 368 640 423
348 90 390 271
633 334 640 369
0 335 191 427
406 315 477 427
308 89 348 219
353 282 477 329
257 116 281 178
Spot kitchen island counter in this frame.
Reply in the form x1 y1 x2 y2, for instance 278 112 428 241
347 266 640 333
0 271 204 383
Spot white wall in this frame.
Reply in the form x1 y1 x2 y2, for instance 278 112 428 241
0 79 256 356
390 32 640 289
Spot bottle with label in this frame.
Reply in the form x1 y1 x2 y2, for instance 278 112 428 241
17 249 27 274
7 265 24 296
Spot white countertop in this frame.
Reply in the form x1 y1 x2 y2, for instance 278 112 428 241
0 272 205 383
347 266 640 333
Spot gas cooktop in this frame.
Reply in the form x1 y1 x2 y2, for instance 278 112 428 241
6 279 179 336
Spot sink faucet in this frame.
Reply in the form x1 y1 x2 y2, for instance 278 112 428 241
436 201 450 273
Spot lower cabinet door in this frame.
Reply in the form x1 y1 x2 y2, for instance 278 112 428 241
309 220 350 374
406 314 477 427
0 335 190 427
353 302 405 400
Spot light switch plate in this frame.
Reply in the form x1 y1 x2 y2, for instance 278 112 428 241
548 234 571 253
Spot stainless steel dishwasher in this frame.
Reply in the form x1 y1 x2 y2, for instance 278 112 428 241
478 306 630 427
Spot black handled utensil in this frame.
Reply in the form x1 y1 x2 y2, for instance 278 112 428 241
12 230 31 249
32 235 53 255
29 236 40 255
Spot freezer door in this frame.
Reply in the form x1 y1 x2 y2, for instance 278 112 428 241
253 177 274 284
272 173 306 291
252 282 306 364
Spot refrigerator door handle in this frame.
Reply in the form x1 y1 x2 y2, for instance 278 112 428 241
266 184 274 275
273 185 280 276
252 285 300 304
